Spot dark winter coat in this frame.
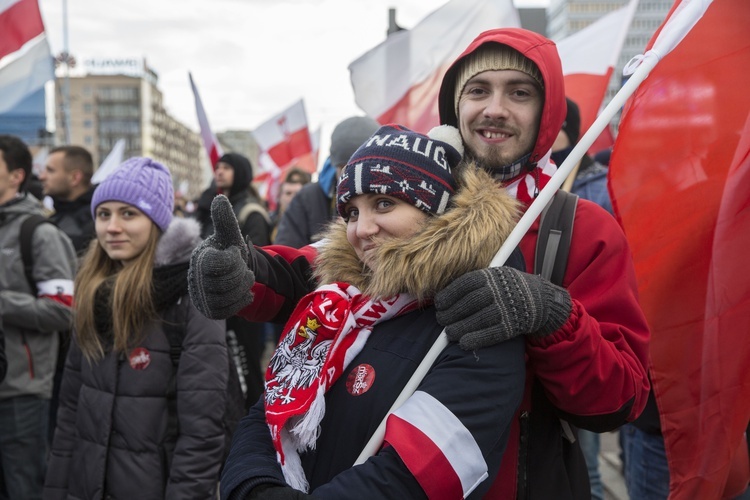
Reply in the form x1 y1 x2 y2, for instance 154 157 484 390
44 218 229 500
49 187 96 254
272 180 333 248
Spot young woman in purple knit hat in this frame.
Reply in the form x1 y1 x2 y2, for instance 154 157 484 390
44 157 230 499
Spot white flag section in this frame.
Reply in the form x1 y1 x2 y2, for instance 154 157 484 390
557 0 638 144
189 72 223 168
349 0 519 133
0 34 53 114
92 138 126 185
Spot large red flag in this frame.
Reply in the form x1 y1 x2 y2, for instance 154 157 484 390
609 0 750 497
189 72 223 169
558 0 637 154
348 0 519 133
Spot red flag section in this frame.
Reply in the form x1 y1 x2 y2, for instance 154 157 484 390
558 0 637 154
0 0 53 115
349 0 519 133
0 0 45 61
609 1 750 497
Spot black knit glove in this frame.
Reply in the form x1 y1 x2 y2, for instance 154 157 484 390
434 267 572 350
248 484 315 499
188 195 255 319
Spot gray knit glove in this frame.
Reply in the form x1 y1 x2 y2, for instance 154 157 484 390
434 267 572 350
188 195 255 319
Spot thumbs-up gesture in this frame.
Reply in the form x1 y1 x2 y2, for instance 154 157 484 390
188 195 256 319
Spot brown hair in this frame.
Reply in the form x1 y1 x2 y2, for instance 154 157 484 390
74 224 160 360
50 145 94 185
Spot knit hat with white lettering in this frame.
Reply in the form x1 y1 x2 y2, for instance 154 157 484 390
92 157 174 232
337 124 463 217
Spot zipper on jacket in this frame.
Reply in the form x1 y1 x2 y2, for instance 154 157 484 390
517 410 530 500
102 351 126 495
21 331 34 379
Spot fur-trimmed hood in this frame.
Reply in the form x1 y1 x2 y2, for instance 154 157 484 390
154 217 202 267
314 164 519 303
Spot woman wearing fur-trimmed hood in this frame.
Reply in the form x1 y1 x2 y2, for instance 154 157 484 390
220 125 527 500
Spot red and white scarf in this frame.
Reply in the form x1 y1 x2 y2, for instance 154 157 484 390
265 282 419 492
503 152 557 206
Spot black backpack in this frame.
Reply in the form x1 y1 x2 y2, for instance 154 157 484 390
161 298 246 469
19 214 53 294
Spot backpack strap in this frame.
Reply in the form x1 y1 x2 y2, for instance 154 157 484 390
19 214 52 295
534 190 579 286
237 202 271 228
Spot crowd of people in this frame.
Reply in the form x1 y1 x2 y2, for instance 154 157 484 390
0 25 746 500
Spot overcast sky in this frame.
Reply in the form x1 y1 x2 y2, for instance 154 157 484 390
38 0 546 154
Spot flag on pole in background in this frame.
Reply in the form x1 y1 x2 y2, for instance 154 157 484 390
0 0 53 114
609 0 750 497
91 138 126 185
348 0 519 133
253 99 315 174
252 99 315 210
557 0 637 154
189 72 223 169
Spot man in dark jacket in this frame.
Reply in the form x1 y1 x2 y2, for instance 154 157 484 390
39 145 96 254
273 115 379 248
195 152 272 410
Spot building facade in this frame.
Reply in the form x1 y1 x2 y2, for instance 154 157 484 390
55 58 208 201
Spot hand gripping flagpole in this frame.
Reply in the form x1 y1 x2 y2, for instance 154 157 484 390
354 0 712 466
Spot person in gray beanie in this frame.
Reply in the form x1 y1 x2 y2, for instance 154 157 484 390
273 115 380 248
45 157 234 499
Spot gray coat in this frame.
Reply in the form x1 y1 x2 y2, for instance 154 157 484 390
0 193 76 400
44 218 228 500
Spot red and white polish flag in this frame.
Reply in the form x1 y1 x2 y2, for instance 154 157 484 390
0 0 53 114
189 72 223 169
557 0 637 154
252 99 315 210
252 99 316 175
609 0 750 497
385 391 488 500
349 0 520 133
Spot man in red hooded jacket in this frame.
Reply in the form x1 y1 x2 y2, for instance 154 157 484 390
189 28 650 500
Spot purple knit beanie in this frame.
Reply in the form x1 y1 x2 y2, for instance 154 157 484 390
91 157 174 231
337 124 463 217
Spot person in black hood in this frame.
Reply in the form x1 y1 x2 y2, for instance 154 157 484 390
194 152 272 410
196 152 271 245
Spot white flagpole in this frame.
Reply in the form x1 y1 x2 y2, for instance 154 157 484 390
354 0 713 466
